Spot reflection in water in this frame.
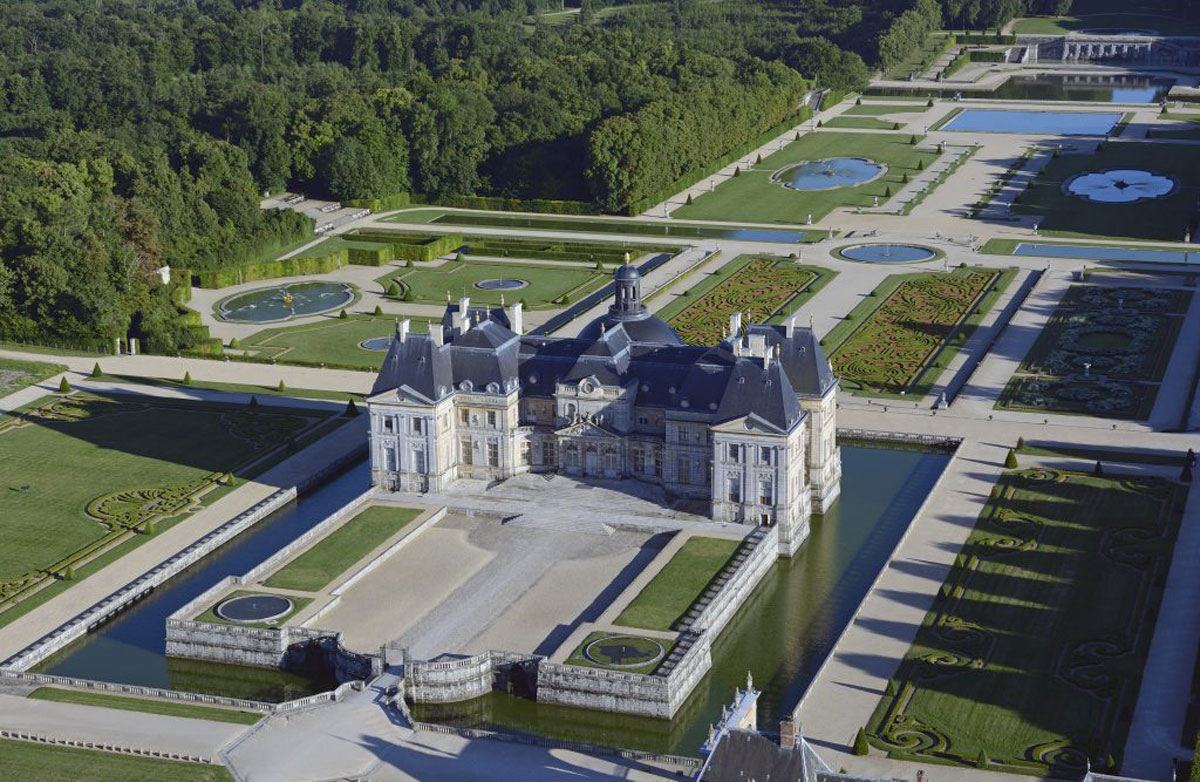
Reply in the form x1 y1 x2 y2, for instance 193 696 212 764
218 282 355 323
413 445 951 755
775 158 885 191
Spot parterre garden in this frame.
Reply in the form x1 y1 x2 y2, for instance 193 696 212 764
671 131 941 225
825 267 1015 397
864 466 1188 775
238 314 434 370
1015 143 1200 241
0 357 66 396
380 258 609 309
998 285 1187 419
658 255 835 345
0 392 329 623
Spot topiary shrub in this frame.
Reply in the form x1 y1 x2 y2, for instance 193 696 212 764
406 259 415 268
1004 449 1018 469
685 193 693 205
249 395 259 407
183 371 192 385
853 728 870 756
344 399 359 417
733 166 741 177
58 376 71 393
338 309 348 320
386 281 401 296
374 304 383 316
277 380 287 392
1093 460 1104 476
1016 436 1025 450
976 749 989 769
91 362 103 378
917 159 925 171
1183 463 1194 482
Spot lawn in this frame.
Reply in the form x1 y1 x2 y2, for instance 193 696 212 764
263 505 423 592
1148 116 1200 141
997 285 1186 419
0 739 234 782
865 467 1188 775
614 536 741 631
239 314 433 370
1012 12 1200 35
884 32 951 80
0 392 325 612
0 358 66 396
656 255 834 345
846 104 932 117
28 687 262 725
672 132 940 225
381 260 607 309
825 267 1014 397
1015 142 1200 241
417 212 827 243
823 116 904 131
565 631 676 676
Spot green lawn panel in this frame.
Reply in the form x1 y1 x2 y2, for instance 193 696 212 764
0 738 234 781
28 687 262 725
614 537 741 631
264 506 423 592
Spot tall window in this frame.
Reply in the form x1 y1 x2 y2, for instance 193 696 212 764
383 417 395 433
727 475 741 503
487 411 497 428
460 437 473 465
632 449 645 474
460 408 470 425
728 443 742 463
383 447 397 472
488 441 499 467
760 446 773 466
678 457 690 484
605 448 619 472
542 441 557 466
759 479 773 506
520 440 531 465
412 448 426 474
412 417 424 436
654 450 663 477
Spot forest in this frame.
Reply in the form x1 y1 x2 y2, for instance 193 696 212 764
0 0 1192 350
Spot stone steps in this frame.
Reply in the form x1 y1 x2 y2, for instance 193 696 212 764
676 528 767 631
500 514 614 536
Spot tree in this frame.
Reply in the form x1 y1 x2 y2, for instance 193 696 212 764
339 309 348 319
249 395 259 407
373 304 383 315
853 728 870 755
183 371 192 385
1016 436 1025 449
386 281 401 296
1004 449 1018 469
58 376 71 393
91 362 103 378
277 379 286 392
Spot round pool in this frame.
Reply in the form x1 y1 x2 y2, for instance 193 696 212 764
217 282 355 323
474 278 528 291
583 635 667 669
360 337 393 352
838 244 937 263
774 158 886 191
1065 169 1177 203
215 594 294 623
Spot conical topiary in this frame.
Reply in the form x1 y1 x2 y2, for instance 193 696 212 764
338 308 348 320
1093 461 1104 476
1183 463 1194 482
277 380 286 392
344 398 358 417
853 728 870 756
374 304 383 316
1004 449 1018 469
1016 436 1025 450
183 371 192 385
91 362 103 378
686 193 693 205
386 281 401 296
976 749 989 768
58 376 71 393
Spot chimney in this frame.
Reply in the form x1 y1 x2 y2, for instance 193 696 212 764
508 301 523 334
785 315 796 340
430 325 445 347
748 331 767 358
728 312 743 340
779 717 798 751
457 296 471 333
397 319 410 343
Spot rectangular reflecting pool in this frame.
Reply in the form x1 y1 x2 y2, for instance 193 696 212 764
428 213 809 243
869 74 1174 104
942 109 1122 135
1015 242 1200 264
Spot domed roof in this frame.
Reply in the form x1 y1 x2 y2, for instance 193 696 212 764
578 312 682 345
615 264 641 282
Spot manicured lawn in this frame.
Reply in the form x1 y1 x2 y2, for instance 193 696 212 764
405 212 828 243
0 393 325 614
0 739 234 781
885 33 950 80
1013 12 1200 35
381 260 607 309
825 267 1014 397
101 373 367 403
1148 116 1200 140
998 285 1186 419
1016 143 1200 241
28 687 262 725
656 256 834 345
614 536 741 631
865 468 1188 775
263 505 424 592
0 358 66 396
194 590 311 629
565 631 675 676
240 314 433 370
672 132 939 225
847 103 931 117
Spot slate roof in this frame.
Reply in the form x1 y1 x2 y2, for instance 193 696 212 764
699 730 809 782
373 304 832 429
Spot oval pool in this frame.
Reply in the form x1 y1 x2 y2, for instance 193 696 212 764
839 244 937 263
217 282 355 323
775 158 886 191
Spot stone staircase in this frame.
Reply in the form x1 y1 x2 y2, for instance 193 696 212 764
676 527 767 632
500 513 614 536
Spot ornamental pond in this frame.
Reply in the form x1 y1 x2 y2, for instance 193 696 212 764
430 213 809 243
773 158 885 191
941 109 1123 136
838 244 937 263
33 444 950 755
217 282 355 323
1014 243 1200 265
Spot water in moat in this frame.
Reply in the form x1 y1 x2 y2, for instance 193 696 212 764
413 444 951 755
33 462 371 701
30 444 949 754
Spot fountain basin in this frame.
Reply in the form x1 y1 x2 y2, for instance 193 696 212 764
217 282 356 323
1064 169 1177 203
838 244 938 263
774 158 886 191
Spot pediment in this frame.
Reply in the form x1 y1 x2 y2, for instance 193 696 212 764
555 417 620 438
710 412 785 435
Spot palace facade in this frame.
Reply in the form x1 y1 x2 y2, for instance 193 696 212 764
367 264 840 556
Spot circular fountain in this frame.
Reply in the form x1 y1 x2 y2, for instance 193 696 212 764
473 278 529 291
838 244 938 263
217 282 356 323
215 594 294 624
774 158 887 191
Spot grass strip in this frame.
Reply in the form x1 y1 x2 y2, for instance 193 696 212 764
0 738 235 781
614 537 741 631
29 687 262 725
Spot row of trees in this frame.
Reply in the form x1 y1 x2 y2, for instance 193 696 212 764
878 0 945 72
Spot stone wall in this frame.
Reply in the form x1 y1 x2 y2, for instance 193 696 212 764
165 618 288 668
683 525 779 639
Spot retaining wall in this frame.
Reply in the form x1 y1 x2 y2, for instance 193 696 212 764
404 650 540 703
685 525 779 639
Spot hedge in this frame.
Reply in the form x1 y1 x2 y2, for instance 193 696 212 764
623 106 813 216
345 192 411 212
957 34 1016 45
193 249 348 288
347 244 391 266
424 194 599 215
389 232 463 262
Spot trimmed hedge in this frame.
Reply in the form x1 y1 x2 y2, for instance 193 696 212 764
424 194 598 215
193 249 348 288
623 106 813 216
347 244 391 266
957 34 1016 45
345 192 411 212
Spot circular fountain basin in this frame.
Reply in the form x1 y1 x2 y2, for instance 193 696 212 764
360 337 393 352
215 594 294 623
582 635 667 669
838 244 938 263
473 278 529 291
775 158 886 191
1065 169 1177 203
217 282 355 323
